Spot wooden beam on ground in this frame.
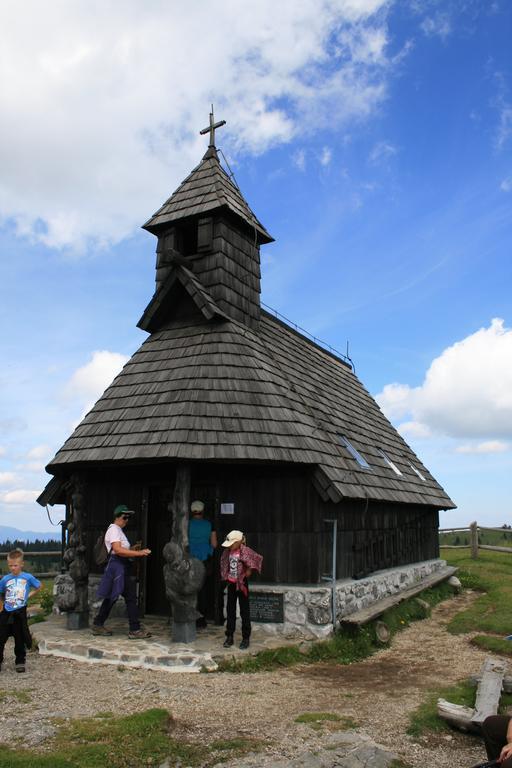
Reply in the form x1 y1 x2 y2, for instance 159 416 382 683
437 699 478 733
472 657 507 726
469 674 512 694
340 565 457 627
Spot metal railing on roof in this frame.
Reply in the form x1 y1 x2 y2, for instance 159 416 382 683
261 302 353 368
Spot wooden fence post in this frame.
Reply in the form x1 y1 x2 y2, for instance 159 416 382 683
470 521 479 559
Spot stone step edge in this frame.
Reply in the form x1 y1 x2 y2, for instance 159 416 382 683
37 642 218 674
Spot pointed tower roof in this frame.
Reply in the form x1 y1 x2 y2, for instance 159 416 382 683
142 145 273 244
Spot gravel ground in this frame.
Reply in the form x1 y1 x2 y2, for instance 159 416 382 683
0 590 501 766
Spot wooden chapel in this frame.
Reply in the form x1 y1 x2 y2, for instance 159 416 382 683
38 112 455 625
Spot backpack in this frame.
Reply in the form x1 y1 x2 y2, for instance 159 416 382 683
93 534 109 567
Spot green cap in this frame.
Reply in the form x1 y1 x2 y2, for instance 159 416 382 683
113 504 133 520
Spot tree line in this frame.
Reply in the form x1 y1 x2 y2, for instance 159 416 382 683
0 538 61 553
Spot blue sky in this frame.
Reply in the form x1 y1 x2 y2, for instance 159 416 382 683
0 0 511 532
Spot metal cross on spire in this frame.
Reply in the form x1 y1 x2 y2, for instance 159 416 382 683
199 105 226 147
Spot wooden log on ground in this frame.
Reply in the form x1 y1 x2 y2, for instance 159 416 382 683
437 699 478 733
469 674 512 693
472 657 507 726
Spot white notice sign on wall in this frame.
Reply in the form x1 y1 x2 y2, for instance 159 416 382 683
220 503 235 515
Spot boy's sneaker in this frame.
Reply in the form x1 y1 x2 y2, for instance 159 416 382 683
239 638 250 650
223 635 234 648
92 625 113 636
128 628 152 640
15 664 26 673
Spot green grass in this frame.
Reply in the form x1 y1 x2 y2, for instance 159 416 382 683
408 680 512 737
0 689 31 704
406 548 512 738
0 708 261 768
444 548 512 642
294 712 359 731
216 582 455 673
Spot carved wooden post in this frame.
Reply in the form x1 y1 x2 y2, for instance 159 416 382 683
470 521 479 560
57 473 90 629
162 464 205 642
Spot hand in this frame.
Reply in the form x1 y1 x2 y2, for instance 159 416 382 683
500 743 512 762
139 548 151 557
245 567 252 578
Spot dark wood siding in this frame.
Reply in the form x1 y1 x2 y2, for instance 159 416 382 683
79 462 440 616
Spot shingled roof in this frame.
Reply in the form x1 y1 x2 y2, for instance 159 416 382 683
143 146 273 244
45 300 454 509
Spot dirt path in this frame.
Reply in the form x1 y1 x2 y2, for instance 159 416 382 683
0 591 500 766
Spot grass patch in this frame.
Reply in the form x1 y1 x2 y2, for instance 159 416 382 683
444 548 512 636
0 689 31 704
470 634 512 655
217 581 455 673
294 712 359 732
0 708 265 768
408 679 512 738
209 736 264 761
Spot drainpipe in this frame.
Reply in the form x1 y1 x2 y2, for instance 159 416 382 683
322 518 338 629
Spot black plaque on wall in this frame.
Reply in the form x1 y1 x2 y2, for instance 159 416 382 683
249 592 284 623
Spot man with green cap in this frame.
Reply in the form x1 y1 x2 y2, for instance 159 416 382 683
92 505 152 639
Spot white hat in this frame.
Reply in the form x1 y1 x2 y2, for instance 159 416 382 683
222 530 244 547
190 500 205 513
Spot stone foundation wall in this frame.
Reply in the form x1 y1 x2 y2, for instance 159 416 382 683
250 558 446 639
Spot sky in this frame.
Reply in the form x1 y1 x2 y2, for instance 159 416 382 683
0 0 511 533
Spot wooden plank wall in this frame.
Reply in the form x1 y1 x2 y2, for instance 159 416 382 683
79 462 440 587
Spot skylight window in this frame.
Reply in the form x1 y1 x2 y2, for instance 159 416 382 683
338 436 371 469
409 463 426 481
379 449 402 476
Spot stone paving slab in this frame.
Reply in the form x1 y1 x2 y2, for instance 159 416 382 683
33 614 311 673
206 732 399 768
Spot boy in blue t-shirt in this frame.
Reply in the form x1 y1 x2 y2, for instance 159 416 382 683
0 549 41 673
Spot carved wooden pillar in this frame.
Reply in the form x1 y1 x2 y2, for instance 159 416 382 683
162 464 205 642
59 473 90 629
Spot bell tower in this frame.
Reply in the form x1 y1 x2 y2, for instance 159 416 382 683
140 109 273 331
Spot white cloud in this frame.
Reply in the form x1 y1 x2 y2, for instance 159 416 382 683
0 0 392 250
0 446 6 457
26 445 52 461
420 13 452 40
0 490 39 505
368 140 397 165
377 318 512 439
292 149 307 172
319 146 332 166
63 350 129 415
497 105 512 150
0 472 18 486
397 421 431 439
501 176 512 192
456 441 510 455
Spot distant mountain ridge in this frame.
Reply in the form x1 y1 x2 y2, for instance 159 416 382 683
0 525 59 543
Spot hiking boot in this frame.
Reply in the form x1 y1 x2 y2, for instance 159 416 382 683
15 664 26 673
92 625 113 636
128 628 152 640
239 638 250 650
223 635 234 648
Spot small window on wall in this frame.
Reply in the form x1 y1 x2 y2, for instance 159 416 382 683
409 463 427 481
338 435 371 469
197 217 213 251
378 449 402 476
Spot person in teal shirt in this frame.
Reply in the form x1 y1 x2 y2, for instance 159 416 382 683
188 500 217 628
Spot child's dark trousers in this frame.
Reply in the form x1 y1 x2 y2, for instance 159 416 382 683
0 608 28 666
225 582 251 640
